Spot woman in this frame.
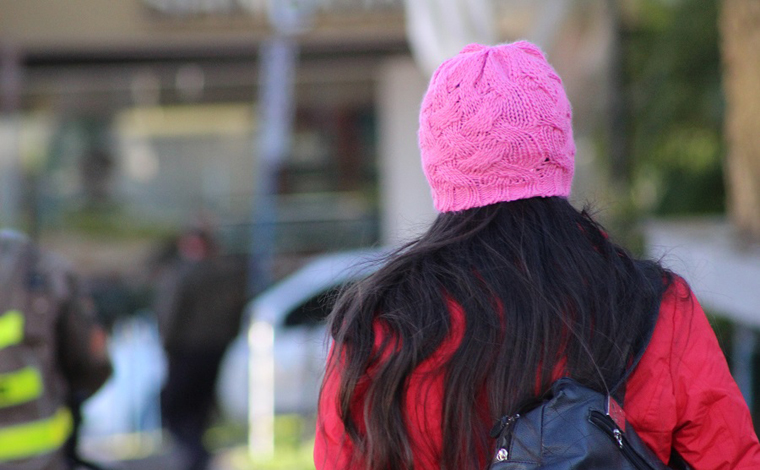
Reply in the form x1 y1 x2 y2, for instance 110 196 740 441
314 41 760 469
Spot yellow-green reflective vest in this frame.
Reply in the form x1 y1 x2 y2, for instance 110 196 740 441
0 309 73 463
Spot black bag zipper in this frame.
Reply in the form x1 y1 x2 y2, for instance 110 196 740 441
490 414 520 462
588 410 655 470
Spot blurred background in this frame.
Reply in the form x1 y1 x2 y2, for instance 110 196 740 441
0 0 759 469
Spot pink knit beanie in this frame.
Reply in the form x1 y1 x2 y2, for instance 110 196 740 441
419 41 575 212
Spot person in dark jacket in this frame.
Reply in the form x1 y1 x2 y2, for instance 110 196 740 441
0 230 111 470
314 41 760 469
156 228 247 470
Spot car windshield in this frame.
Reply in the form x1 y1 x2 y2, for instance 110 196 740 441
283 285 345 328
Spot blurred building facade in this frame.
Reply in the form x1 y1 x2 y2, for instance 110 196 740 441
0 0 623 265
0 1 405 263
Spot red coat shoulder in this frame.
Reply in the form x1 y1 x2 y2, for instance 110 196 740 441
626 276 760 469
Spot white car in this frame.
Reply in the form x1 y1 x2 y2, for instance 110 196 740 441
216 248 387 422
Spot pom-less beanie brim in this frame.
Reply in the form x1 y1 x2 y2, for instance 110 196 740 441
427 161 574 212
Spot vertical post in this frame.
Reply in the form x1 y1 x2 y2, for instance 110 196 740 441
0 43 23 229
247 2 312 462
248 321 275 459
248 36 299 297
247 31 299 464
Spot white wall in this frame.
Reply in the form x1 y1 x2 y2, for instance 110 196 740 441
645 219 760 328
376 57 436 247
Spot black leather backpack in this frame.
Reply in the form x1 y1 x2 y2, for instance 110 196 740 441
488 317 691 469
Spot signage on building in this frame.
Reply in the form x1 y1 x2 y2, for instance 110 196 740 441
141 0 262 16
140 0 401 17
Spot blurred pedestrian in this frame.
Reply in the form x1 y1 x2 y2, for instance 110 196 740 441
156 228 247 470
0 230 111 469
314 41 760 469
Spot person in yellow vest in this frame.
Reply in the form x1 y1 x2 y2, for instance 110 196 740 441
0 230 111 469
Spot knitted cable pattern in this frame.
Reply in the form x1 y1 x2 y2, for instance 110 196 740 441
418 41 576 212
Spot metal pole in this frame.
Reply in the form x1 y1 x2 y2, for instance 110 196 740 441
246 32 299 464
247 2 312 461
0 42 23 229
248 36 299 297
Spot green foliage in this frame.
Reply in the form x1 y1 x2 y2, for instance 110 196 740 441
624 0 726 215
59 205 175 240
206 414 317 470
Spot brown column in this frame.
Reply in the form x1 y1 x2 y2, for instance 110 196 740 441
0 42 22 114
721 0 760 241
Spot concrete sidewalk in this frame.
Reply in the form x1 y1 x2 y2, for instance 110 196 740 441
78 435 244 470
100 451 235 470
79 438 316 470
79 448 241 470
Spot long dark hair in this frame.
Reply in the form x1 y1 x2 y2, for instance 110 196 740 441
324 197 671 470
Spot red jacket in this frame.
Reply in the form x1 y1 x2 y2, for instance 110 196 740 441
315 277 760 469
